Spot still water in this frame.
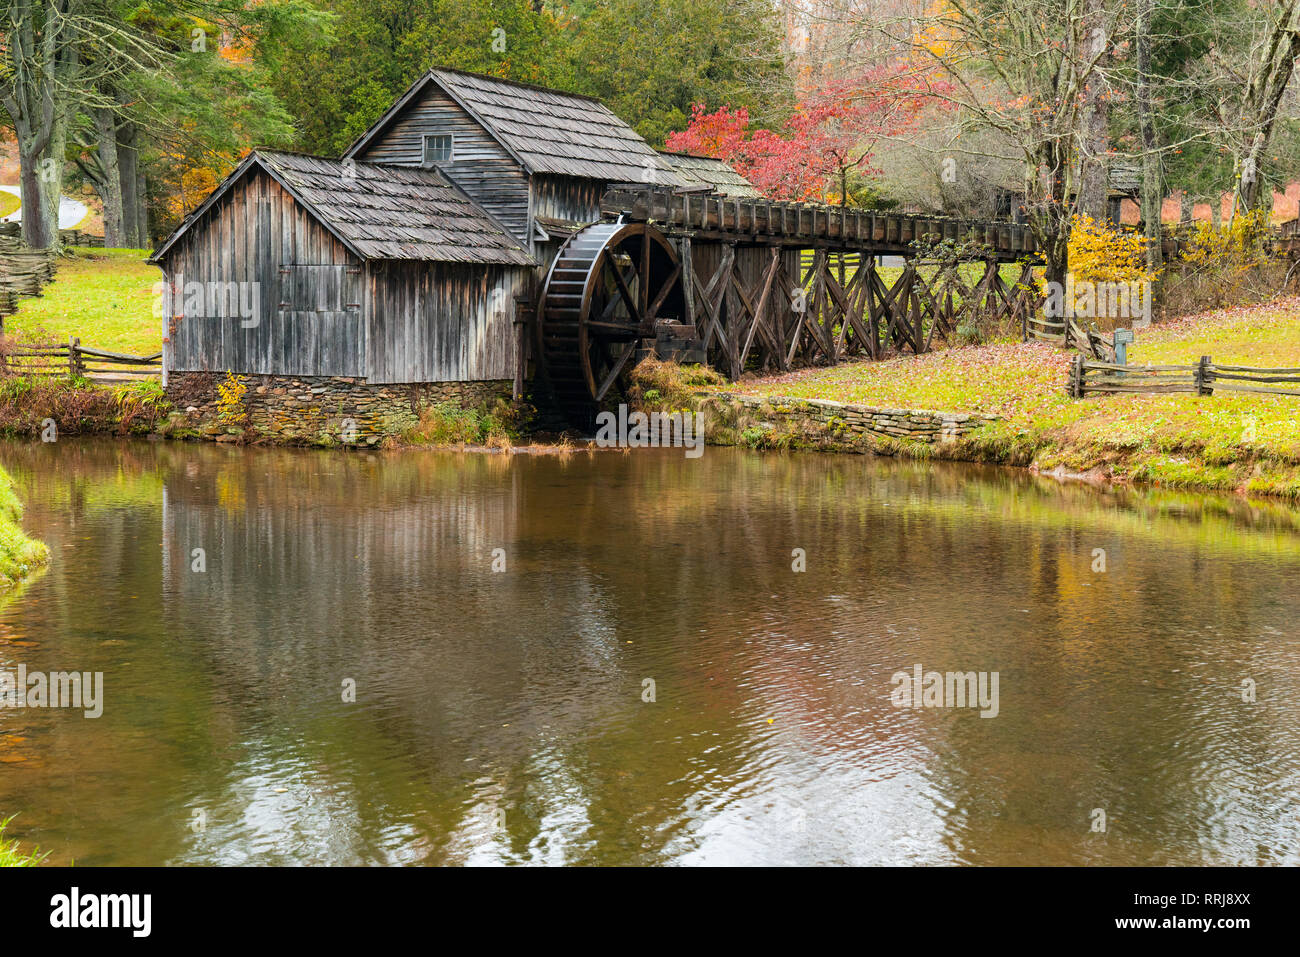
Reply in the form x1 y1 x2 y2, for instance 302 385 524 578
1 439 1298 865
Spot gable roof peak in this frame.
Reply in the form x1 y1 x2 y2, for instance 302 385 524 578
151 150 533 267
345 67 688 187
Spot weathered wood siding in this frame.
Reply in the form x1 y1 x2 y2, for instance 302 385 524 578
163 168 366 377
531 174 606 225
366 261 528 383
352 85 531 243
531 176 607 271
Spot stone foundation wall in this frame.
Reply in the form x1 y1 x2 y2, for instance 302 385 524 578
166 372 512 444
710 392 999 444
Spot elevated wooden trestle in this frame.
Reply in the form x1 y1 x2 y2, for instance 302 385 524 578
536 185 1047 423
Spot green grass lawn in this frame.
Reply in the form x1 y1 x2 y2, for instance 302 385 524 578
731 298 1300 496
4 247 160 355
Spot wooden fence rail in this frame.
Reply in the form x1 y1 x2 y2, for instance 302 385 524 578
1069 355 1300 398
0 336 161 381
1024 312 1119 362
0 222 102 246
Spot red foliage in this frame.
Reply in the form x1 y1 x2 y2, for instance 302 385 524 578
666 64 942 203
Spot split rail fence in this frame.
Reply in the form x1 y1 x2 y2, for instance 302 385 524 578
0 337 161 381
1069 355 1300 398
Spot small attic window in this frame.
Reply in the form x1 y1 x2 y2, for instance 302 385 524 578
422 134 454 167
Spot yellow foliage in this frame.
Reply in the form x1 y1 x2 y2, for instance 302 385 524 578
166 166 220 223
1180 208 1272 274
1067 215 1159 285
215 371 248 426
915 0 960 59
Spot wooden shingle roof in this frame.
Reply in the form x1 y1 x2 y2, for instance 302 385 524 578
346 68 688 186
657 152 762 198
151 151 534 267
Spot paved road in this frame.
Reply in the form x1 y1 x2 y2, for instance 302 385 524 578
0 184 89 229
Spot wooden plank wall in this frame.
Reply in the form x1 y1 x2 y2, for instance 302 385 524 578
366 260 528 384
531 175 605 226
353 85 531 243
164 168 366 378
532 176 608 265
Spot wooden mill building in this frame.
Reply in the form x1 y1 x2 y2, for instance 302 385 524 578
152 68 1039 434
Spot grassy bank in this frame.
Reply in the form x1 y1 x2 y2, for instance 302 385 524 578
0 376 171 440
0 464 48 588
717 298 1300 498
4 248 159 355
399 399 526 449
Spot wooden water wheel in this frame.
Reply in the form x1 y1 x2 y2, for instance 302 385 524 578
538 221 685 426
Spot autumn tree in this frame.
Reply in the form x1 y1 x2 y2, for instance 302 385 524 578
666 64 931 205
0 0 168 248
1212 1 1300 216
567 0 789 146
857 0 1128 285
263 0 574 156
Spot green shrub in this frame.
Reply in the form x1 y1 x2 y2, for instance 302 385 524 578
0 376 169 437
401 398 526 447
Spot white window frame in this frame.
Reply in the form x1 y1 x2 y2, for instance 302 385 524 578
422 133 454 167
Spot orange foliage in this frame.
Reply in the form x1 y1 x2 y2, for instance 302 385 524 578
166 166 219 222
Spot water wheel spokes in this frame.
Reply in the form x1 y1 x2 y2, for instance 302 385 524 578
539 222 685 424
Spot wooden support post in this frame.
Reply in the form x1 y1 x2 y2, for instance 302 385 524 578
1068 353 1084 398
513 295 533 402
912 285 924 353
694 245 735 370
1196 355 1214 395
736 247 782 369
69 335 83 379
864 261 881 358
680 237 695 329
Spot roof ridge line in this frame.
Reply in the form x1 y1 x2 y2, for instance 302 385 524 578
429 67 608 105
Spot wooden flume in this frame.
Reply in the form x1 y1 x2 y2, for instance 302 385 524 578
535 185 1045 422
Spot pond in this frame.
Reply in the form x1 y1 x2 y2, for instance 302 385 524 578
1 439 1298 865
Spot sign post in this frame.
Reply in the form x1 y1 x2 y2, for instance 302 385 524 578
1113 328 1134 367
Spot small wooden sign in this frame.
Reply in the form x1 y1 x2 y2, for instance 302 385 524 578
1113 328 1135 365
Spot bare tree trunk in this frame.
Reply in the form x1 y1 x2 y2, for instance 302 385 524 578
17 152 54 249
1233 1 1300 217
1 0 78 250
1077 0 1110 220
38 120 68 243
1031 139 1071 287
93 108 125 246
136 165 149 247
1179 192 1193 226
118 121 141 248
1136 0 1164 277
